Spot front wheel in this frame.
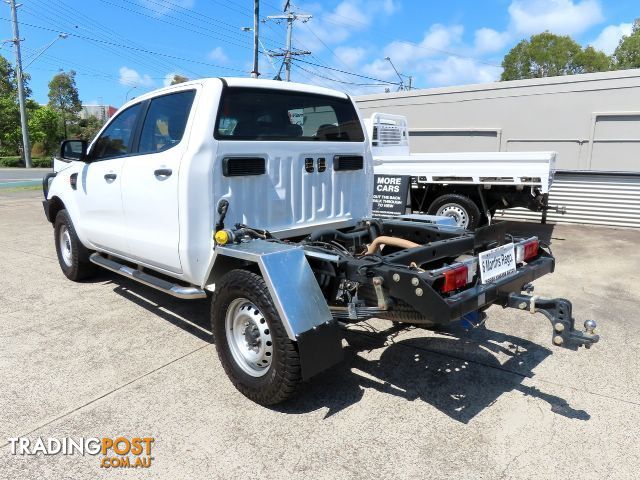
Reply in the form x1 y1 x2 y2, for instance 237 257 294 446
428 194 482 229
54 210 96 281
211 269 302 405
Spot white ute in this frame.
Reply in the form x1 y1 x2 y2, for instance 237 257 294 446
42 78 598 405
365 113 565 228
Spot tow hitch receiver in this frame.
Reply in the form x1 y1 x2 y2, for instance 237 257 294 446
504 293 600 350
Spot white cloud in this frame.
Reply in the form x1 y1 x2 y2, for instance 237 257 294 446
118 66 154 88
590 23 632 54
334 46 367 65
474 28 511 54
381 24 464 65
208 46 228 63
381 0 400 15
508 0 603 36
427 57 500 86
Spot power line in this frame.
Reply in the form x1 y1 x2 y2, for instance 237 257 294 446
25 0 197 77
0 17 249 74
293 57 400 85
294 64 394 87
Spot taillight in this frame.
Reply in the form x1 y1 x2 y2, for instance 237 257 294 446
515 237 539 263
524 239 539 261
442 265 468 293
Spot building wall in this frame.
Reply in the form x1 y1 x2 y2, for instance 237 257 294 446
355 69 640 173
355 70 640 229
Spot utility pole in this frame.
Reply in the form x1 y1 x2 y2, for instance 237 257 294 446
266 1 311 82
7 0 31 168
251 0 259 78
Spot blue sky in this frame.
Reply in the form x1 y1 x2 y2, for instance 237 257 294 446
0 0 637 107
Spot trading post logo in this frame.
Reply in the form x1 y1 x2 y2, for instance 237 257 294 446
7 437 155 469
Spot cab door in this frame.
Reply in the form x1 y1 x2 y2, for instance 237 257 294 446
120 89 197 274
79 103 143 256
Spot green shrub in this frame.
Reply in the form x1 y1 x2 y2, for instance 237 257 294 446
0 156 51 168
0 157 22 167
32 157 52 168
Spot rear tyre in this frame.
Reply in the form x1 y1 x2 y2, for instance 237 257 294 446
54 210 96 281
211 269 302 405
428 194 482 229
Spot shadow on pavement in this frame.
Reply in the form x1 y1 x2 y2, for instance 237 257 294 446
279 323 589 423
94 271 588 424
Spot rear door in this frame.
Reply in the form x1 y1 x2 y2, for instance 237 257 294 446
79 103 142 255
120 89 197 273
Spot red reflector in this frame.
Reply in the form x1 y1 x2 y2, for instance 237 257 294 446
524 239 539 261
441 265 468 293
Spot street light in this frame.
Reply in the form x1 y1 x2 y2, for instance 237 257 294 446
385 56 413 91
125 86 137 102
23 33 68 70
241 26 279 78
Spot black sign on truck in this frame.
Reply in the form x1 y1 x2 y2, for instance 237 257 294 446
372 174 411 216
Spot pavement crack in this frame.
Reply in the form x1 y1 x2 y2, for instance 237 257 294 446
0 344 211 448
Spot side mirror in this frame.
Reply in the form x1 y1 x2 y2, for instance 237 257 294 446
60 139 89 162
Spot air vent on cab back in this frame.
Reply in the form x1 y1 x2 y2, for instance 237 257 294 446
222 157 266 177
333 155 363 171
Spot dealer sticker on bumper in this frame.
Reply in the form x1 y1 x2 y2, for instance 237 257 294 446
479 243 516 284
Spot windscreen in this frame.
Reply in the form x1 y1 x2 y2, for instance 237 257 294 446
215 87 365 142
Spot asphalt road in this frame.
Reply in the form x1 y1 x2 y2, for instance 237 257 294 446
0 168 51 189
1 189 639 479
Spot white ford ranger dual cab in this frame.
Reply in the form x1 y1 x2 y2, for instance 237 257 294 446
42 78 598 405
365 113 566 229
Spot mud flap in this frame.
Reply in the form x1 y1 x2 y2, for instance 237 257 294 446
296 321 344 380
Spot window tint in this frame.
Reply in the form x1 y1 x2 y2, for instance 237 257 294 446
215 87 364 142
139 90 196 154
91 103 141 160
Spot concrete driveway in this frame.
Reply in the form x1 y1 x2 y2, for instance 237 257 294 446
1 189 639 479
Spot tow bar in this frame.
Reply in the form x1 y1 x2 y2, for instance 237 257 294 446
503 292 600 350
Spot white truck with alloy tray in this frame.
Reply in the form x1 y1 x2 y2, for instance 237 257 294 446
366 112 565 228
42 78 598 405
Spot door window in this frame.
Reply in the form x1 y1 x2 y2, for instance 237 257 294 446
90 103 142 160
138 90 196 154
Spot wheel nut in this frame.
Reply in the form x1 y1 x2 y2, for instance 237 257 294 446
554 322 565 333
392 273 400 282
411 277 419 286
553 335 563 345
415 288 423 297
518 302 527 310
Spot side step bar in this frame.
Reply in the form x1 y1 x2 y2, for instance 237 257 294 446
89 253 207 300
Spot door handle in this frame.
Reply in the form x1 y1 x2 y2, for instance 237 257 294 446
154 168 172 177
104 173 117 181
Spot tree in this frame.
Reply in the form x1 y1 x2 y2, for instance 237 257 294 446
612 19 640 69
501 32 610 81
48 71 82 138
170 74 189 85
29 106 61 155
72 115 105 142
0 54 33 157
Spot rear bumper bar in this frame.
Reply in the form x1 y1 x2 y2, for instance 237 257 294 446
366 252 557 326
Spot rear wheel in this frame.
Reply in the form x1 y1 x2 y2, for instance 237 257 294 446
54 210 96 281
211 269 302 405
428 194 481 229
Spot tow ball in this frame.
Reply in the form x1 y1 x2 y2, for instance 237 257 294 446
504 291 600 350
